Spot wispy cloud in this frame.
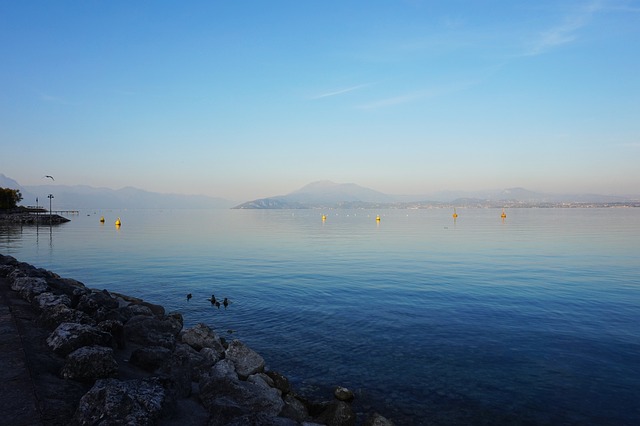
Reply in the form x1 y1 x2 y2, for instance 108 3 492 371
526 1 603 56
311 84 369 100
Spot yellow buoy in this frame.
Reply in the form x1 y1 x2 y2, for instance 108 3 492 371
376 215 381 221
100 216 105 223
322 214 326 221
115 217 121 226
501 209 506 219
452 208 458 219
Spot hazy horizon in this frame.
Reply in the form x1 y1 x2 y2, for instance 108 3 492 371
1 1 639 200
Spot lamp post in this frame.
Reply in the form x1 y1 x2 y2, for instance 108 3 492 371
48 194 54 223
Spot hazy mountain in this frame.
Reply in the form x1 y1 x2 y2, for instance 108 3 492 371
234 180 395 209
0 174 234 209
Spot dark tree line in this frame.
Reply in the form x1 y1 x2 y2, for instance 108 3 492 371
0 187 23 209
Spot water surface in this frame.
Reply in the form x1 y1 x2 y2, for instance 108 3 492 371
2 208 639 425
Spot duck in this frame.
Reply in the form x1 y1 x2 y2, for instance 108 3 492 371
186 293 192 301
223 298 229 308
208 294 217 304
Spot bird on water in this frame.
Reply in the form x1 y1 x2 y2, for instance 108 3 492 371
186 293 192 301
208 294 217 304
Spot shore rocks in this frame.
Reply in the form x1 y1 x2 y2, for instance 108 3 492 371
0 254 395 425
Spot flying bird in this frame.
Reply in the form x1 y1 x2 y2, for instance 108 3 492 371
43 175 55 181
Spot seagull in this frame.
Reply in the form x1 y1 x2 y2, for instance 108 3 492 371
43 175 55 181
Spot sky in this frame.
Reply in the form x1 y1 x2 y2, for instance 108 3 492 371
1 1 639 201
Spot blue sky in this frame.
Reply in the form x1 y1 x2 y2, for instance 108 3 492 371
1 1 639 201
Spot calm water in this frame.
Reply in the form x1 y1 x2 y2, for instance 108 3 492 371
1 208 639 425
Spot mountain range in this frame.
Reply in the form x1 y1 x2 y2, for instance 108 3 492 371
233 180 638 209
0 174 235 209
1 174 636 210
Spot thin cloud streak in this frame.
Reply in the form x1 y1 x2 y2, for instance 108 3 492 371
311 84 369 99
525 1 603 56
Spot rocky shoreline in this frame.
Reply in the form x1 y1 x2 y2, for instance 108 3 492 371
0 254 394 425
0 211 70 225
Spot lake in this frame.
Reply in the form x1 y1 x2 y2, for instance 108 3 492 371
1 207 639 425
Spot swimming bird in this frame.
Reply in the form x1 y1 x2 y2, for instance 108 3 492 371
223 298 229 308
208 294 217 304
187 293 192 301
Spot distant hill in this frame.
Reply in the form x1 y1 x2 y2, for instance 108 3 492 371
234 180 395 209
0 174 234 209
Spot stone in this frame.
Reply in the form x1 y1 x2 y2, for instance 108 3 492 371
10 276 49 301
334 386 355 402
316 400 357 426
38 303 96 329
33 292 71 310
199 366 285 420
123 314 183 349
363 412 395 426
180 322 225 354
266 370 292 395
46 322 113 356
130 346 172 372
60 345 119 381
225 340 265 379
280 393 311 422
72 378 166 425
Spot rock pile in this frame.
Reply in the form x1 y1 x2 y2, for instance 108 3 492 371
0 254 394 425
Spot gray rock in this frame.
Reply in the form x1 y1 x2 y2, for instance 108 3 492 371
334 386 355 402
363 412 395 426
130 346 172 372
180 322 225 354
72 378 166 425
316 400 357 426
33 292 72 310
38 303 97 329
11 276 49 301
225 340 265 379
60 345 119 381
280 393 311 422
199 366 285 419
123 313 183 349
46 322 113 356
266 370 292 395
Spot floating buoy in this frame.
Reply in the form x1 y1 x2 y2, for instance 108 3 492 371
115 217 121 226
376 215 381 221
501 209 507 219
453 208 458 219
322 214 326 221
100 216 105 223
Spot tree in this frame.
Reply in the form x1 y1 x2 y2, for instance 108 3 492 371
0 187 23 209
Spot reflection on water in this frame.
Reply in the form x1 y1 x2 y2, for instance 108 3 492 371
1 208 640 425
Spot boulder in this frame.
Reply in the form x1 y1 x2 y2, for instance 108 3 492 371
363 412 396 426
60 345 119 381
130 346 173 372
199 365 285 420
180 322 225 354
123 313 183 349
33 292 72 310
38 304 97 329
334 386 355 402
316 400 357 426
10 276 49 301
266 370 292 395
280 393 311 422
46 322 113 356
225 340 265 379
72 378 166 425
